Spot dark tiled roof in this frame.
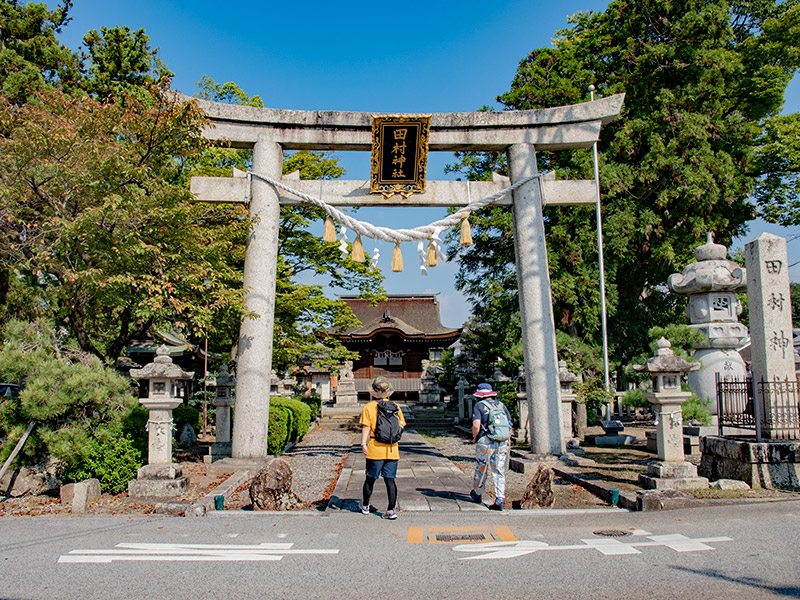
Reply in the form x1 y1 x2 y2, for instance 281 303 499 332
338 294 461 339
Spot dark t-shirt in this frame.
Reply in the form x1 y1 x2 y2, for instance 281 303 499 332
472 398 512 440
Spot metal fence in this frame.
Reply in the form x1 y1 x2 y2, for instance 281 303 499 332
716 374 800 441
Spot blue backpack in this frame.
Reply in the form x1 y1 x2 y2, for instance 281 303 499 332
480 400 511 441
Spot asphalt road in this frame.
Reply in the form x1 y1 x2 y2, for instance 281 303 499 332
1 501 799 600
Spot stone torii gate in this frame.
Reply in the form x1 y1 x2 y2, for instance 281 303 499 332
189 94 624 460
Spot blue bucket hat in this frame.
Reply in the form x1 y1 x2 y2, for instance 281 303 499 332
474 383 497 398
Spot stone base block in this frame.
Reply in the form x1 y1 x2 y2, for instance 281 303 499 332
638 474 709 490
137 464 183 480
585 434 637 447
646 460 698 479
204 442 232 464
699 435 800 489
508 452 561 475
128 476 189 499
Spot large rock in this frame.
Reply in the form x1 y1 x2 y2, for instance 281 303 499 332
519 463 555 509
0 459 61 497
249 458 303 511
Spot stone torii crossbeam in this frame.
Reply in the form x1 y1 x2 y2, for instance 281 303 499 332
189 94 624 460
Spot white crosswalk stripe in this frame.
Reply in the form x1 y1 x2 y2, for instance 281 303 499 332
59 542 340 563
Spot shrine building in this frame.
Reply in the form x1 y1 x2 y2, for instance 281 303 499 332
337 294 461 402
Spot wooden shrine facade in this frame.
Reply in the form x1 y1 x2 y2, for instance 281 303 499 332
338 295 460 402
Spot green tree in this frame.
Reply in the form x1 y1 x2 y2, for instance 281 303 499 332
0 0 82 104
192 78 385 371
81 25 172 100
0 84 246 362
448 0 799 373
0 320 141 474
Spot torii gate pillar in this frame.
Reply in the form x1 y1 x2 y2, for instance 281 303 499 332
233 141 282 458
509 144 563 455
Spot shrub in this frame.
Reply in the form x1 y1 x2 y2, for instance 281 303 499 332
268 404 290 455
173 404 201 435
681 391 712 426
63 432 144 494
273 397 311 440
621 388 651 409
298 395 321 418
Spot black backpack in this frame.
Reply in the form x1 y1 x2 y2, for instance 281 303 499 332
374 400 403 444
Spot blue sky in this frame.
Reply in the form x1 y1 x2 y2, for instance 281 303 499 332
58 0 799 327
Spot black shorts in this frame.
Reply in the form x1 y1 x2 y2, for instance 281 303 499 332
365 458 398 479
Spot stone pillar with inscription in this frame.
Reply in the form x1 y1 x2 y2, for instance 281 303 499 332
667 234 748 413
745 233 799 440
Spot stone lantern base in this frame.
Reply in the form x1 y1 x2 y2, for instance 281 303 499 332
638 461 709 490
128 464 190 499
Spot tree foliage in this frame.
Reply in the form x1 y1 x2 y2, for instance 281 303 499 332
0 320 140 472
0 84 246 362
192 78 385 371
448 0 800 378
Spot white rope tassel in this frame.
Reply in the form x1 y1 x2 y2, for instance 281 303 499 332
432 228 446 263
338 226 349 260
371 245 380 269
417 240 428 276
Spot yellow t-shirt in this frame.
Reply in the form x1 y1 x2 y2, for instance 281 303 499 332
359 399 406 460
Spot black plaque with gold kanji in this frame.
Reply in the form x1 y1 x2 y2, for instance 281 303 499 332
370 115 430 198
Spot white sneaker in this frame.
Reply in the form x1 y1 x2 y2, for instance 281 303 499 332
384 509 398 520
360 503 370 515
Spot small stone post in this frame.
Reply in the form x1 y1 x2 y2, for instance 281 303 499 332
455 378 468 421
514 365 529 444
208 364 235 463
128 345 192 498
635 338 708 490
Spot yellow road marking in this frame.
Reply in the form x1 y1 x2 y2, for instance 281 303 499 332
407 527 424 544
493 525 517 542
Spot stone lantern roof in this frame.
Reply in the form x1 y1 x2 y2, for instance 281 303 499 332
667 233 746 294
558 360 581 383
213 364 235 388
129 345 194 380
633 338 701 374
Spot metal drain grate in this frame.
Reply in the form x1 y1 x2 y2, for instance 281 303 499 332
593 529 632 537
427 528 494 544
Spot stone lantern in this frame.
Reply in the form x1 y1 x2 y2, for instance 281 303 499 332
634 338 709 490
667 233 747 415
208 364 235 462
128 345 193 498
558 361 581 449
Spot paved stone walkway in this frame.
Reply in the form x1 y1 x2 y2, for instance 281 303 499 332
326 430 488 514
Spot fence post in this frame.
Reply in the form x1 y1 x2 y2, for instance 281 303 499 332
752 376 763 443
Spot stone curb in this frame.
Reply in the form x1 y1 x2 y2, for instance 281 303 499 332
185 470 252 517
551 466 639 510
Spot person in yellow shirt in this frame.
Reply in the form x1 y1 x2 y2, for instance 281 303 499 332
359 376 406 519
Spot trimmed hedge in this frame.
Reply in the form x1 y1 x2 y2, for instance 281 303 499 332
273 397 311 440
268 404 291 455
